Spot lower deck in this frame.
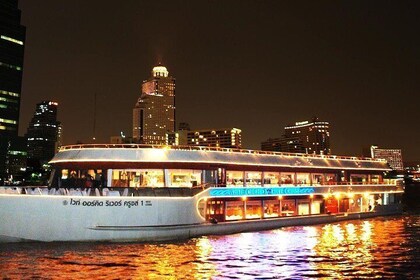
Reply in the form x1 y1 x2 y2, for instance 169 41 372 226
204 192 401 223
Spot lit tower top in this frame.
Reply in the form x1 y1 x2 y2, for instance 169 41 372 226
152 64 169 78
133 63 176 145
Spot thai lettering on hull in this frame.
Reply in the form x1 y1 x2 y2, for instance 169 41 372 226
66 198 152 208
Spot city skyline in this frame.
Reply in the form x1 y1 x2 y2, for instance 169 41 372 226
16 1 420 160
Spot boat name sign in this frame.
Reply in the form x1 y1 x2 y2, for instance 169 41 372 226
209 187 315 198
65 198 152 208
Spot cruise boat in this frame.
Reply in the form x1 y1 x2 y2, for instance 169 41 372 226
0 144 403 242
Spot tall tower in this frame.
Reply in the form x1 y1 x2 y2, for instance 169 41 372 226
0 0 26 137
283 117 331 155
133 64 176 144
0 0 26 183
26 101 62 164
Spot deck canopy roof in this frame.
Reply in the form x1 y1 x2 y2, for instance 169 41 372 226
50 144 391 172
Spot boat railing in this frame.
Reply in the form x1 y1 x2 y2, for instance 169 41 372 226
57 143 386 162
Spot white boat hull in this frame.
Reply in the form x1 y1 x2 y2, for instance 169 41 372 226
0 194 204 242
0 194 402 243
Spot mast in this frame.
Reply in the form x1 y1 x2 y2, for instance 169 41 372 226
92 92 96 142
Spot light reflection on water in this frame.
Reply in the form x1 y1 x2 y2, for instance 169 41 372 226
0 214 419 279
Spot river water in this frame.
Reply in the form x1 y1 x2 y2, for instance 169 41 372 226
1 213 419 279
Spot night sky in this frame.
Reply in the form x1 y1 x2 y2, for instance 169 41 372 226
17 1 420 161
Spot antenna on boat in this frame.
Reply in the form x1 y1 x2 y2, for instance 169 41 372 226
92 92 96 142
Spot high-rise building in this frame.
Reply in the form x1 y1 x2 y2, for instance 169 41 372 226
261 117 330 155
368 145 404 171
26 101 62 164
283 117 331 155
167 128 242 149
0 0 26 137
261 138 282 152
0 0 26 183
133 64 176 145
261 136 305 153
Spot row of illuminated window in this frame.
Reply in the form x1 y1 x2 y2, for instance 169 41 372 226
0 118 17 124
220 199 322 220
8 150 27 156
33 123 57 128
0 125 16 130
57 168 392 189
0 61 22 71
226 171 383 186
0 96 18 103
206 192 389 221
1 35 23 45
28 137 49 141
60 169 217 188
0 89 19 97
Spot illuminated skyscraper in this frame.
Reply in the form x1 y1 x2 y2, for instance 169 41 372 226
26 101 62 164
0 0 26 183
261 117 331 155
283 117 331 155
133 64 175 144
369 145 404 171
0 0 26 137
167 127 242 149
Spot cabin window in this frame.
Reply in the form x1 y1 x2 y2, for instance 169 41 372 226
311 174 323 185
245 200 262 219
280 173 294 185
61 169 68 179
325 174 337 185
311 200 322 214
245 171 262 186
297 201 310 215
263 172 280 186
226 201 244 220
202 170 218 186
371 175 382 184
280 199 296 216
226 171 244 186
350 174 367 185
111 169 164 188
263 200 280 218
167 169 202 188
296 173 310 185
59 169 104 188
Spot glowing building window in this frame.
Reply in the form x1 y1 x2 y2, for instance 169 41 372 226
0 97 18 103
0 61 21 71
0 118 17 124
1 35 23 45
0 90 19 97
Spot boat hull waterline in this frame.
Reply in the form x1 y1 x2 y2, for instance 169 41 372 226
0 194 401 243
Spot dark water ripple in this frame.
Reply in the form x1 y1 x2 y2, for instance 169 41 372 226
0 214 419 279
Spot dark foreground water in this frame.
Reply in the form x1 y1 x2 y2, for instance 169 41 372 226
1 214 419 279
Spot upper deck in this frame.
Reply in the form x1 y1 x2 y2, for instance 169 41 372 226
50 144 390 172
